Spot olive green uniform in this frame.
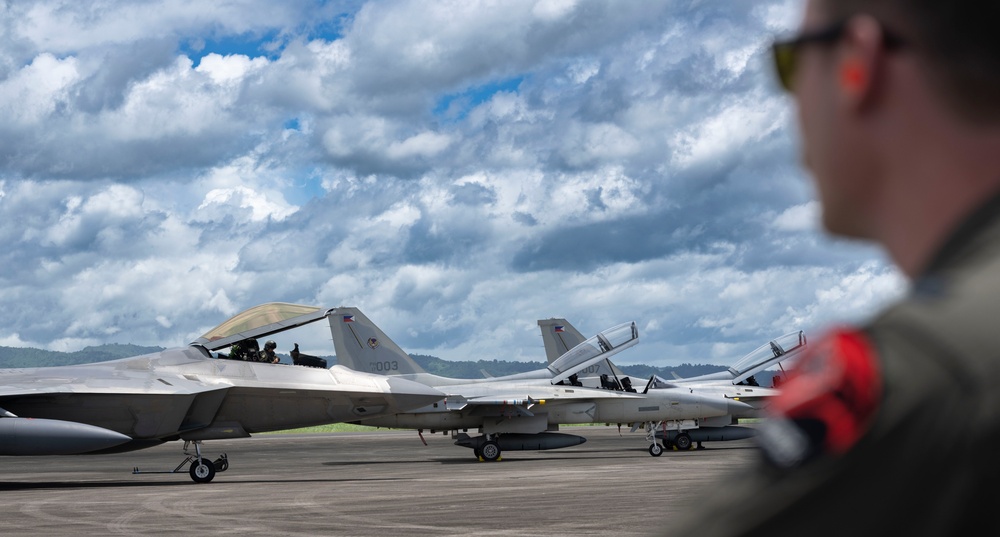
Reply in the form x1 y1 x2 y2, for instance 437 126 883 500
670 193 1000 536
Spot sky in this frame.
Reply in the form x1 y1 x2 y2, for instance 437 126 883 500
0 0 906 368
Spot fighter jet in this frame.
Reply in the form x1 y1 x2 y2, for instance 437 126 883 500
0 303 443 482
538 318 806 454
328 307 753 461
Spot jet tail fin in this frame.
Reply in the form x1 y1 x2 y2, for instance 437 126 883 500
537 318 587 364
328 307 427 376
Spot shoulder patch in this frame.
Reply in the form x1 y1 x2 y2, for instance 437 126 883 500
756 327 882 468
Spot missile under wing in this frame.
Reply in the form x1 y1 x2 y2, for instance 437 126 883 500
0 303 443 483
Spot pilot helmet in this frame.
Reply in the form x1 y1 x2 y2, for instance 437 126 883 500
264 340 277 350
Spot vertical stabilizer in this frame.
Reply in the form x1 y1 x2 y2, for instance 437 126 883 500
537 319 587 364
329 307 427 376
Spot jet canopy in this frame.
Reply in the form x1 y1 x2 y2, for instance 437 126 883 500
191 302 332 351
548 321 639 384
727 330 807 385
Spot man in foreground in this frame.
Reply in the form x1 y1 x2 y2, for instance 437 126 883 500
671 1 1000 534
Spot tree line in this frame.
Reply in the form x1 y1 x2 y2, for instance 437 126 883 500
0 344 728 380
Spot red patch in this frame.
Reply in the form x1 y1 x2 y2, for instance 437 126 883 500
767 328 882 455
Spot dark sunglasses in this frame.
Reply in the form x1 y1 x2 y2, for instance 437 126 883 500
770 19 904 92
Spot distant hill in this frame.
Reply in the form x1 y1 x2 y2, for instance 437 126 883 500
0 344 729 380
0 343 165 368
409 354 728 381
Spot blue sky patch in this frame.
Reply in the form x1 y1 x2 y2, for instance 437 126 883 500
433 76 525 122
181 31 283 64
180 12 351 66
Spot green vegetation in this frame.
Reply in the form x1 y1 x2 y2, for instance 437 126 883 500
409 353 727 381
263 423 390 434
0 343 164 368
1 344 729 379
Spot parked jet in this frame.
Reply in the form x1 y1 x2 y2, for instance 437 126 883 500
538 318 806 454
328 307 753 461
0 303 443 482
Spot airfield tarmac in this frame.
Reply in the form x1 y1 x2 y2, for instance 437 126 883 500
0 426 758 536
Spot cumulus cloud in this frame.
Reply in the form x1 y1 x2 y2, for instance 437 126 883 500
0 0 906 366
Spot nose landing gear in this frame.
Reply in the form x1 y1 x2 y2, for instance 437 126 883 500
133 440 230 483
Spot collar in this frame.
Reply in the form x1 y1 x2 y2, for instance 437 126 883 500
918 186 1000 278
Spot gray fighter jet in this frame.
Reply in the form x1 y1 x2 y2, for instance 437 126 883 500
0 303 443 482
538 318 806 454
328 307 752 461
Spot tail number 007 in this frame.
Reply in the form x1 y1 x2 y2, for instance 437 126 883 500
370 361 399 372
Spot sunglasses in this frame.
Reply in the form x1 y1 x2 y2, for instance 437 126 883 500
770 19 904 92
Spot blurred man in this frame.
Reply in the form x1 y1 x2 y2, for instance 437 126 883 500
670 1 1000 535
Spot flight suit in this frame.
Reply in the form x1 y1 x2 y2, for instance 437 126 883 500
668 192 1000 536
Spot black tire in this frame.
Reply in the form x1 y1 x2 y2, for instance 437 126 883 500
649 443 663 457
480 441 501 462
674 433 692 451
473 448 482 459
189 458 216 483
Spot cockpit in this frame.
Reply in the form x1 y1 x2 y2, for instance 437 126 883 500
548 321 639 385
728 330 807 385
191 302 332 368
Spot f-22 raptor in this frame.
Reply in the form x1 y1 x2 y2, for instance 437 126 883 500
0 303 443 482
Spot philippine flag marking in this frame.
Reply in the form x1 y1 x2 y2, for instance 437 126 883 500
343 315 355 323
555 326 565 333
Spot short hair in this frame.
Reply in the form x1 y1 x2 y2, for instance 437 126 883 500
820 0 1000 122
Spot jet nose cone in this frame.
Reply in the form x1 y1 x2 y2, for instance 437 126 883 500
385 377 446 412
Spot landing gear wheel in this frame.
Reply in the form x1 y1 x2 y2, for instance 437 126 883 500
480 441 501 462
473 448 482 460
674 433 692 451
649 443 664 457
189 458 216 483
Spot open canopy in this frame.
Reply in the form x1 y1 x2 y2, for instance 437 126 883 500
547 321 639 384
728 330 807 384
191 303 331 351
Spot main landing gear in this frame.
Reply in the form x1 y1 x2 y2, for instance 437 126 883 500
477 439 502 462
133 440 229 483
644 421 694 457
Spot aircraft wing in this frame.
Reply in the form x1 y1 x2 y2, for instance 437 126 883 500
0 355 233 455
461 388 643 407
439 387 644 419
0 361 221 397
